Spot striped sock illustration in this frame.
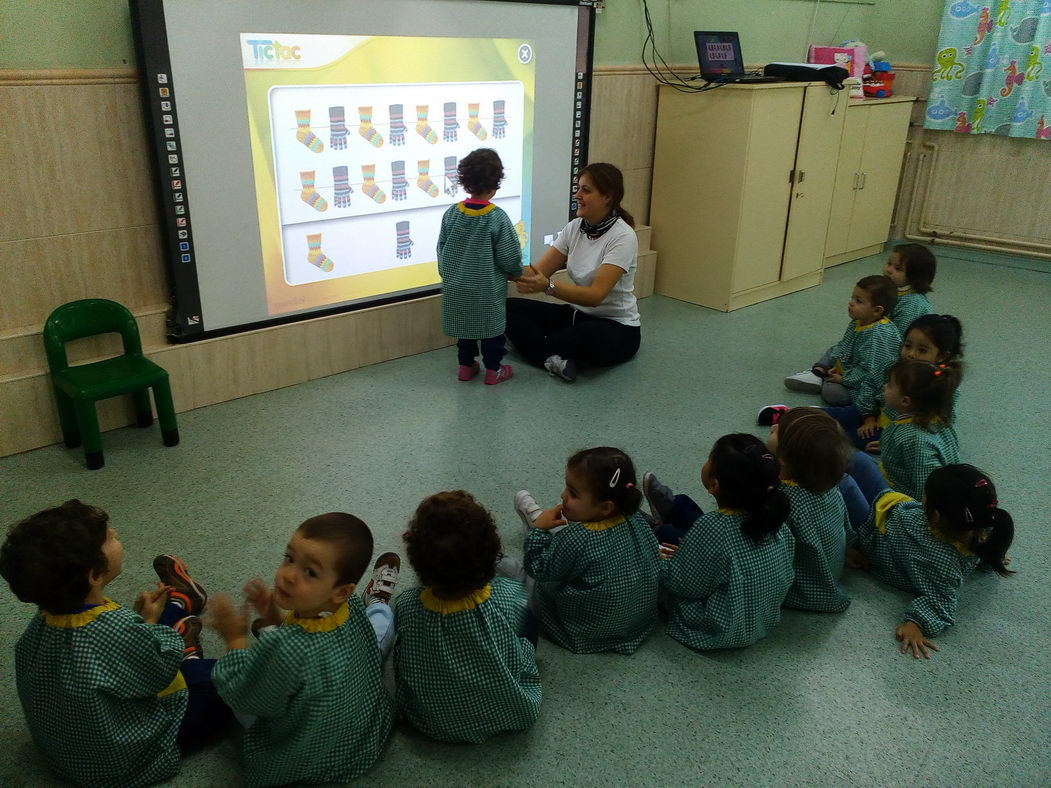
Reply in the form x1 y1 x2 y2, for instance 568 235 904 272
361 163 387 203
358 106 384 147
295 109 324 153
333 165 353 208
299 170 328 212
417 160 439 198
306 233 334 271
467 103 487 140
415 105 438 144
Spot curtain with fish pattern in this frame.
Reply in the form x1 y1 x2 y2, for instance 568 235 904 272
925 0 1051 140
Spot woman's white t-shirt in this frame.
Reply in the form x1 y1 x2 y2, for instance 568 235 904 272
552 218 640 327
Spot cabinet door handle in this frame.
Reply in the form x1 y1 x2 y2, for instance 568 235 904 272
798 170 806 183
852 172 860 190
860 172 867 189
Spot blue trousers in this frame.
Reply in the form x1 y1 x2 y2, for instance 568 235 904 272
158 602 233 751
654 494 704 544
458 336 506 370
837 473 870 530
848 450 889 506
822 404 883 451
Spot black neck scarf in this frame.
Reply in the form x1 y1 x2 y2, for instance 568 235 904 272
579 209 619 240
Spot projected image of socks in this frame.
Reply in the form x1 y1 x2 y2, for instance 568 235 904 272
391 160 409 201
389 104 406 146
395 221 413 260
332 165 353 208
299 170 328 212
515 219 527 249
306 233 334 272
295 110 324 153
417 160 439 198
415 105 438 144
443 102 459 142
467 103 488 140
358 106 384 148
329 106 348 150
443 156 459 197
361 164 387 203
493 100 507 139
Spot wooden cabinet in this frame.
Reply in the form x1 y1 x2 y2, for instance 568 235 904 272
650 82 847 311
824 96 914 265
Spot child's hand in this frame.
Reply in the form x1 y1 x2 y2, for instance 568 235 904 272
205 593 249 649
134 581 170 624
857 417 879 439
845 545 870 570
825 371 843 384
243 578 282 625
864 439 881 453
658 541 679 560
896 621 939 659
533 505 568 530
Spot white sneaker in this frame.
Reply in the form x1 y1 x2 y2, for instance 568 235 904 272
544 354 578 382
513 490 543 533
783 370 822 393
362 552 400 606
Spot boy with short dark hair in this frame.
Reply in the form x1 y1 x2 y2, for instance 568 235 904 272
207 512 398 788
0 500 229 788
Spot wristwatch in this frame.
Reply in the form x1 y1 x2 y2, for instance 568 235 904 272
544 278 556 296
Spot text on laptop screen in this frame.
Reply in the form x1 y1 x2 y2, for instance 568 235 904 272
695 32 744 76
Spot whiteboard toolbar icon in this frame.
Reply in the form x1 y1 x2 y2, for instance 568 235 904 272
517 44 532 64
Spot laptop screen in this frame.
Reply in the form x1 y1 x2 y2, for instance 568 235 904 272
694 31 744 78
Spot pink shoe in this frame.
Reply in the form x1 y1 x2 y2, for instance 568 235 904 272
458 362 480 381
484 364 513 385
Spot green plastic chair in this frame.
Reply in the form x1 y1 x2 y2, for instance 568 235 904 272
43 299 179 470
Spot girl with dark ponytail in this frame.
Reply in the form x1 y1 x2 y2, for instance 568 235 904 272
847 465 1014 659
648 434 795 651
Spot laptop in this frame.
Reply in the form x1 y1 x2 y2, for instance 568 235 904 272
694 31 782 83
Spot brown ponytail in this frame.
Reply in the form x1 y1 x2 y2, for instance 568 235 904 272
887 359 962 427
578 162 635 228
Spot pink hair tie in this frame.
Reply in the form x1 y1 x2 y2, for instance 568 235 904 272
625 482 635 489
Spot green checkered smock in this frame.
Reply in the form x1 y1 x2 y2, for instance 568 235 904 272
437 202 523 339
524 512 660 654
14 600 188 788
855 491 980 636
211 598 394 787
392 577 541 743
660 510 795 651
889 290 933 337
879 416 961 500
780 481 851 613
832 317 902 415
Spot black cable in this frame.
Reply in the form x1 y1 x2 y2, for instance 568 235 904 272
640 0 727 93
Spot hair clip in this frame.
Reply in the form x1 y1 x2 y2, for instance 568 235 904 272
608 468 621 488
933 369 942 377
761 453 775 461
625 482 635 489
963 506 974 523
766 485 775 492
975 478 989 488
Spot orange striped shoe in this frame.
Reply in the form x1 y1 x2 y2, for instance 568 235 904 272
173 615 204 659
153 554 208 615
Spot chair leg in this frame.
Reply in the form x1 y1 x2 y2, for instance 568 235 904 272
73 398 104 470
52 387 81 448
133 388 154 427
152 376 180 447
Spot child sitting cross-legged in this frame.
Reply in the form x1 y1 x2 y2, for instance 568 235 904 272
393 491 542 743
847 464 1014 659
513 447 660 654
207 513 398 788
765 408 854 613
883 243 937 337
0 500 231 788
644 434 795 651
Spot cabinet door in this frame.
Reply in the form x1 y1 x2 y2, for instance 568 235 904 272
847 102 912 251
781 85 848 280
824 109 867 257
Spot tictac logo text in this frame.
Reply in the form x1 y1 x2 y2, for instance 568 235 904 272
246 39 302 63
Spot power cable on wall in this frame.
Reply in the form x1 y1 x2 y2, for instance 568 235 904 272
640 0 727 93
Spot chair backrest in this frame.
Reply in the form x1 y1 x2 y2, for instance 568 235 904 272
42 299 144 372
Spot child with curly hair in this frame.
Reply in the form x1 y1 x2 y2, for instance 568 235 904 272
437 148 524 384
393 490 541 743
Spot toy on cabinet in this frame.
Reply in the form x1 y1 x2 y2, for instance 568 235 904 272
862 50 895 98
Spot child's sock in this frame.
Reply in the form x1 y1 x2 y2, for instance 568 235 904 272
358 105 384 147
153 554 208 615
492 99 507 139
391 160 408 201
361 164 387 203
294 109 324 153
332 165 353 208
443 155 459 197
306 232 334 272
415 104 438 144
467 102 488 140
299 170 328 212
443 101 459 142
417 160 438 198
329 105 348 150
388 103 406 145
395 221 413 260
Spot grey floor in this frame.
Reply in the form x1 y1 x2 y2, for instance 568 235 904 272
1 251 1048 787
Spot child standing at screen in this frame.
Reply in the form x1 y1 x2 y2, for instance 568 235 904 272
437 148 524 385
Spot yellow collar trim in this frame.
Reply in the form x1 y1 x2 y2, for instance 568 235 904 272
43 599 120 629
457 202 497 217
420 585 491 614
716 507 745 515
284 602 349 633
854 317 892 332
781 479 800 487
893 415 914 425
928 523 977 556
898 287 914 295
581 515 626 532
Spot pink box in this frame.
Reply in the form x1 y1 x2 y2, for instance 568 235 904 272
807 45 867 78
